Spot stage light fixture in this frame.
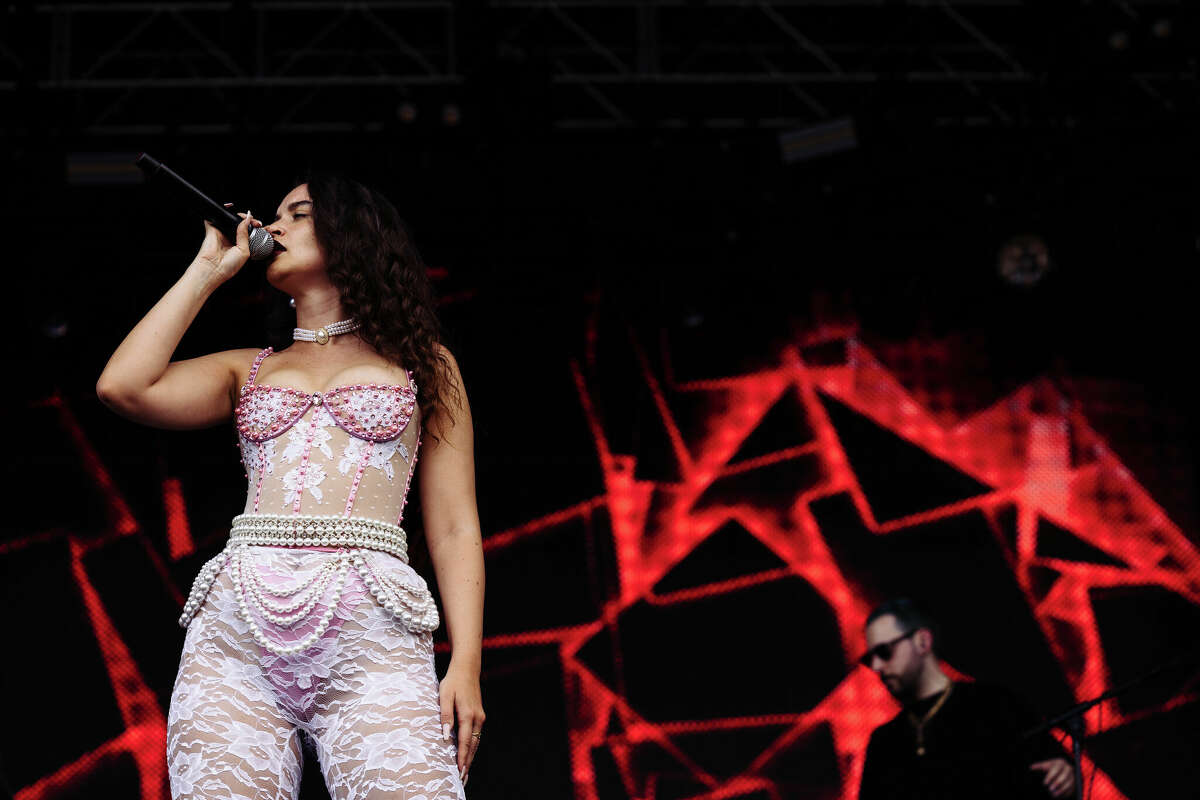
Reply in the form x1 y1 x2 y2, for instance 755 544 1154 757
396 102 417 124
996 234 1053 288
41 313 69 339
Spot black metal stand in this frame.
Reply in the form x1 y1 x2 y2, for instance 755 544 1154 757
1024 641 1200 800
1066 715 1084 800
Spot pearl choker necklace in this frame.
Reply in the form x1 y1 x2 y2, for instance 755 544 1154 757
294 318 360 345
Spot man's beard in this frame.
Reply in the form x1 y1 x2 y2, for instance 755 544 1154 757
881 671 918 702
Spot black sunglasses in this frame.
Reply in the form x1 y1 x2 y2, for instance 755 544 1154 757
858 629 918 667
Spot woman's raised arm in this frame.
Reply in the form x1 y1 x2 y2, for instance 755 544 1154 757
97 213 262 429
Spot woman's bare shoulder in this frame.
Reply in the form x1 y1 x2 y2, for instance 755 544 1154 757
207 347 271 384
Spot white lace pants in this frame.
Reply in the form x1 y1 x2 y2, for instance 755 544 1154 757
167 547 465 800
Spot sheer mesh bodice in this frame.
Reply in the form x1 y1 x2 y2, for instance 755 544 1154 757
236 347 421 523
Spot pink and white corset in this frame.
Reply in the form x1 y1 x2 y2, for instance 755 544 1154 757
178 347 438 651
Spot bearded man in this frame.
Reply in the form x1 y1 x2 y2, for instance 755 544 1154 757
858 598 1075 799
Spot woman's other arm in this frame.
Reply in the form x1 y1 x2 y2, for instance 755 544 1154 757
419 347 485 782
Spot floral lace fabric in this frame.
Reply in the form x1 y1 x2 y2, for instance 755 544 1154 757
169 548 464 799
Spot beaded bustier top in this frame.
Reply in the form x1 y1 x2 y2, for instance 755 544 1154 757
235 348 421 525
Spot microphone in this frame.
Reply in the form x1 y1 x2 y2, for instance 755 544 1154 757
134 153 276 261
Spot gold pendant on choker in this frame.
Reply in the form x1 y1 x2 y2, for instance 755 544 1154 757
315 327 330 345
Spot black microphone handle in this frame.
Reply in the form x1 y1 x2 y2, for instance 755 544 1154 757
134 153 275 261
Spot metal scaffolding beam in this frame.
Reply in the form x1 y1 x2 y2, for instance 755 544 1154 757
0 0 1192 135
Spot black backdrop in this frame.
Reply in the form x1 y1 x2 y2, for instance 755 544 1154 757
4 3 1200 799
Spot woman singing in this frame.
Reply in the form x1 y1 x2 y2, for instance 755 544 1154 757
97 174 484 799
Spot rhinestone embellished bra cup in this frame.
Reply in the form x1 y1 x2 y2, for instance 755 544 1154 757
236 373 417 444
237 381 417 442
178 347 437 654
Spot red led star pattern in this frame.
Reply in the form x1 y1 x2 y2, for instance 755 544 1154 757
11 394 170 799
480 327 1199 800
10 324 1200 799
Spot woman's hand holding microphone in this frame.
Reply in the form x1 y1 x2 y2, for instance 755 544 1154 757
189 204 263 288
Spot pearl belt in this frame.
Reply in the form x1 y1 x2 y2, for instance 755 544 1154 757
177 514 440 651
227 513 409 562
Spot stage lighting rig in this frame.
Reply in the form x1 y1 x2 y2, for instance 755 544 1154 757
996 234 1053 288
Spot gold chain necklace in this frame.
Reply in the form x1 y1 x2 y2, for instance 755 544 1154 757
907 681 953 757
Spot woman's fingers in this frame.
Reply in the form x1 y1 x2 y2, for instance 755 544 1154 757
201 218 232 247
193 207 257 280
224 203 262 227
455 698 485 780
466 724 481 781
442 673 484 783
439 686 455 746
456 713 472 776
230 211 259 256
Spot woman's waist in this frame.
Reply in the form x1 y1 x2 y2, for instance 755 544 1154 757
229 512 409 562
241 480 410 512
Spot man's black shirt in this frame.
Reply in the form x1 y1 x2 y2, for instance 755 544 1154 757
859 682 1064 800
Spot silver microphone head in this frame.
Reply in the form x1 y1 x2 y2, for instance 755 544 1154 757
248 227 277 261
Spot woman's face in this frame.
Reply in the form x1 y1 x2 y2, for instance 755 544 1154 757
264 183 325 289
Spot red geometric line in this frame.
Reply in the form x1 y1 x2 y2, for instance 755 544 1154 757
14 723 164 800
719 443 822 477
644 567 795 606
39 393 137 537
571 360 616 473
0 528 67 555
632 334 695 475
163 477 194 561
562 660 727 797
677 775 782 800
656 714 807 734
38 538 167 800
481 623 603 652
482 496 607 553
872 492 1012 535
557 332 1158 800
436 289 479 306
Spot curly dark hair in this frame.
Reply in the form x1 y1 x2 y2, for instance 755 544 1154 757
303 171 457 429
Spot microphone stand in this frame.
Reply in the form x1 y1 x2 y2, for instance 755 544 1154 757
1023 641 1200 800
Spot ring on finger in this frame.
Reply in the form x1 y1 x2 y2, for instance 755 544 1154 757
471 731 482 739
